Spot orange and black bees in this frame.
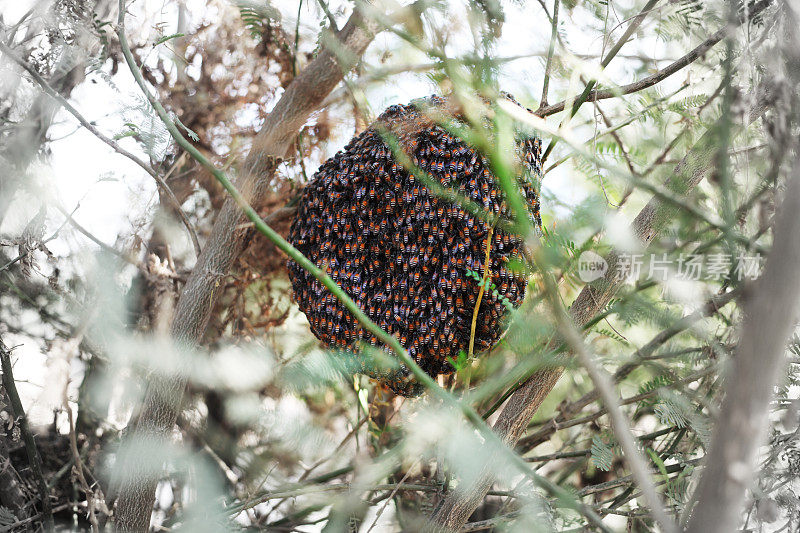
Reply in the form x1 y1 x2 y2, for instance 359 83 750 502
287 95 542 396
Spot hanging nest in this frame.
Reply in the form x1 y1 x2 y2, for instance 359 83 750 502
287 94 542 396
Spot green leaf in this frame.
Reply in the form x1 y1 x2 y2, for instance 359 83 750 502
448 349 469 371
595 327 629 346
0 506 17 526
637 375 673 407
647 448 669 479
155 33 185 45
175 116 200 142
654 395 689 428
590 435 614 471
113 130 138 140
665 464 694 508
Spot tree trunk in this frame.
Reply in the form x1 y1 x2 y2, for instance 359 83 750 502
112 10 384 531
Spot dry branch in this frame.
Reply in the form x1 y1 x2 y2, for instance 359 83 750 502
0 337 53 530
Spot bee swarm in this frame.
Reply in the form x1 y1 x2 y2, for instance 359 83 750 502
288 95 542 395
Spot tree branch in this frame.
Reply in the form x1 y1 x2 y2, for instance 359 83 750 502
518 288 738 450
537 0 559 110
550 299 676 532
540 0 660 162
685 153 800 533
536 0 773 118
685 2 800 526
0 337 53 531
0 40 202 258
111 4 392 531
426 81 775 532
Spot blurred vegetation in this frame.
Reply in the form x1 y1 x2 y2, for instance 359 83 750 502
1 0 799 531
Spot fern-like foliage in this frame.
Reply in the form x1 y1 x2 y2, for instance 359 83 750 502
590 434 615 471
118 93 171 161
237 0 281 41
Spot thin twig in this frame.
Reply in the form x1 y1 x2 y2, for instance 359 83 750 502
536 0 773 119
520 366 717 450
594 101 637 175
365 462 419 533
540 0 660 161
0 503 71 533
525 426 680 463
537 0 560 111
0 203 76 274
530 289 739 434
547 287 677 533
50 203 145 272
580 458 702 498
60 327 101 533
459 511 520 532
316 0 339 31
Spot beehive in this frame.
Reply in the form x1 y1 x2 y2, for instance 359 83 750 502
287 95 542 395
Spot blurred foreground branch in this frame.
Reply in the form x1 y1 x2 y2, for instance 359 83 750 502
0 40 202 257
427 81 775 532
112 3 397 530
685 128 800 533
685 1 800 527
